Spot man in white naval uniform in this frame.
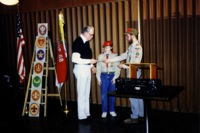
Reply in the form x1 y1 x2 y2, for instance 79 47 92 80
104 28 144 123
72 25 97 120
96 41 121 118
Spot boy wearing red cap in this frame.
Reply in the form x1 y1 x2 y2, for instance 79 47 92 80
96 41 121 118
104 28 144 123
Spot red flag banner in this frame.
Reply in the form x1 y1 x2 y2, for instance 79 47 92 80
17 14 26 84
55 11 67 88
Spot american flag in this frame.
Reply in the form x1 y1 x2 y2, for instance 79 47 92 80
17 14 26 83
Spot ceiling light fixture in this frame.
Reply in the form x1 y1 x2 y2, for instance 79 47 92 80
0 0 19 6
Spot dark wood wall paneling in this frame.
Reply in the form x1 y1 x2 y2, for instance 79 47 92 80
0 0 199 113
0 0 115 14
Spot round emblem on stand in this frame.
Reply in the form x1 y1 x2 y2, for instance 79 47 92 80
34 62 43 74
36 50 45 61
37 36 46 48
38 24 47 35
32 75 41 87
31 90 40 101
29 103 39 116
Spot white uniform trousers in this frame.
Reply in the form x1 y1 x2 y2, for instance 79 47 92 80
73 64 91 120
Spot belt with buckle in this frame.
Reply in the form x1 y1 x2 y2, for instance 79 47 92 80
101 72 114 74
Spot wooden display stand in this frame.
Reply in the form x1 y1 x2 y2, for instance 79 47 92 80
22 38 62 117
126 63 161 79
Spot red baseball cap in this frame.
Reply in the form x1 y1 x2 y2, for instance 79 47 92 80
103 41 113 47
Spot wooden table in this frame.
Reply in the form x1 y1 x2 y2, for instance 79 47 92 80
107 85 184 133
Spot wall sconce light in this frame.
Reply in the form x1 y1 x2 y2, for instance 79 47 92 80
0 0 19 6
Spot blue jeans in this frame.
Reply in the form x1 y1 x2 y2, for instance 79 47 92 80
127 69 144 119
100 73 116 112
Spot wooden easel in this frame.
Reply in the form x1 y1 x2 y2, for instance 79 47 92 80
22 38 62 117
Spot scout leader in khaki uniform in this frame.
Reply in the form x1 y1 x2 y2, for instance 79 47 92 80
96 41 121 118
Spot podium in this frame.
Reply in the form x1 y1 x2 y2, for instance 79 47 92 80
126 63 161 79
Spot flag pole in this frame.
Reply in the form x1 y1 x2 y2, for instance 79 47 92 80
57 10 69 114
63 81 69 113
138 0 141 43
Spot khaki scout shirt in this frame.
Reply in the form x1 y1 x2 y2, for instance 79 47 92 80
96 51 121 82
109 42 143 64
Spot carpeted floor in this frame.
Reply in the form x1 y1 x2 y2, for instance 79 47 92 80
0 89 199 133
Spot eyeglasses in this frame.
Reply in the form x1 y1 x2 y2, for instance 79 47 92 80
87 32 94 37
